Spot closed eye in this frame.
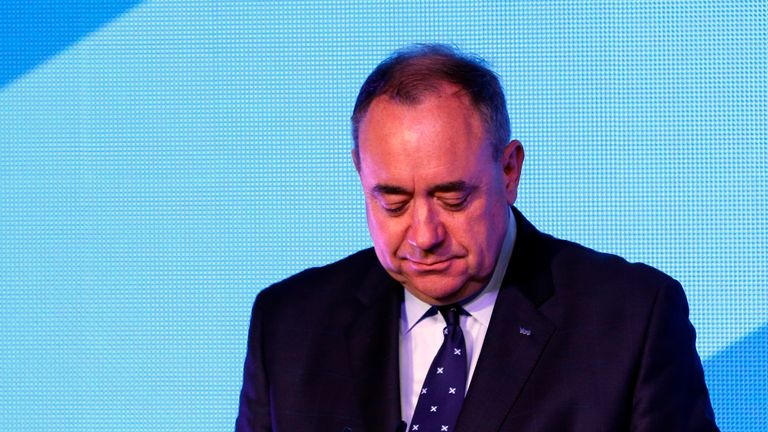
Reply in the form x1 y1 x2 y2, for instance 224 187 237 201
376 196 410 215
434 187 472 210
382 201 408 215
430 181 475 211
438 195 469 211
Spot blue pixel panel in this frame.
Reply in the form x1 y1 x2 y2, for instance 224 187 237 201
0 0 141 88
0 1 765 431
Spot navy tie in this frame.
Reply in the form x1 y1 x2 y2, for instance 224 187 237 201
409 305 467 432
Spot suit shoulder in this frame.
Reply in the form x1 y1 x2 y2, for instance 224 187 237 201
535 235 693 349
549 236 682 300
254 247 380 308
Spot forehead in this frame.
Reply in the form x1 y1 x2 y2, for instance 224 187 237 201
357 89 495 186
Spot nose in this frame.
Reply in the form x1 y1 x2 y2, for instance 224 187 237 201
406 200 445 252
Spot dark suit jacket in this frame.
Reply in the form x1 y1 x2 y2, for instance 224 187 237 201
236 209 718 431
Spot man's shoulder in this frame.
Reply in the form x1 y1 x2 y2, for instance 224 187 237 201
254 247 382 309
556 237 675 284
544 234 683 307
513 208 677 294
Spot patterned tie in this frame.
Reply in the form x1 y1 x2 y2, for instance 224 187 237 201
409 305 467 432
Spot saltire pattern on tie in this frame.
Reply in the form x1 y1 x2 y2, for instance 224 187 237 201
409 305 467 432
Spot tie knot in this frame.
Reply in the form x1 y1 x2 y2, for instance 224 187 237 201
437 305 463 326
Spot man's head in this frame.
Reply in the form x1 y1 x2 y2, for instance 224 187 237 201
352 44 524 305
352 44 511 161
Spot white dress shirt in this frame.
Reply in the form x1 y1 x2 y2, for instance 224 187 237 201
399 208 517 426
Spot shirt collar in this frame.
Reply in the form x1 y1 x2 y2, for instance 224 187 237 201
402 207 517 333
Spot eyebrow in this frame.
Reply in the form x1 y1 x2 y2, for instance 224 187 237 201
371 184 411 196
371 181 472 196
429 181 471 195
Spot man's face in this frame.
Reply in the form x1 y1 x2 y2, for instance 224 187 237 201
354 86 523 305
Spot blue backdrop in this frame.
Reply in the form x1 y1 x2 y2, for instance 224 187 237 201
1 1 765 430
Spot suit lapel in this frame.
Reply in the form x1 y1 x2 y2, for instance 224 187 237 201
456 209 559 430
345 259 403 431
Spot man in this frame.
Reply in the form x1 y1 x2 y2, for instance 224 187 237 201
236 44 718 431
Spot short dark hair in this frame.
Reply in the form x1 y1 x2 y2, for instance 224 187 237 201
351 43 510 160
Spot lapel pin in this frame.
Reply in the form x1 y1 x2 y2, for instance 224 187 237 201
519 326 532 336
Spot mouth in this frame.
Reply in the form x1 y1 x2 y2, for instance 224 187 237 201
404 257 453 272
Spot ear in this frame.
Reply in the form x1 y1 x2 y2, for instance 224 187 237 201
351 147 361 173
500 140 524 205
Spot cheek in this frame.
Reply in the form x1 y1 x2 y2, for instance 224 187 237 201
446 206 503 263
366 209 405 255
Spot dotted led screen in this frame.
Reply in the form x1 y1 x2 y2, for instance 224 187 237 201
1 1 765 431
